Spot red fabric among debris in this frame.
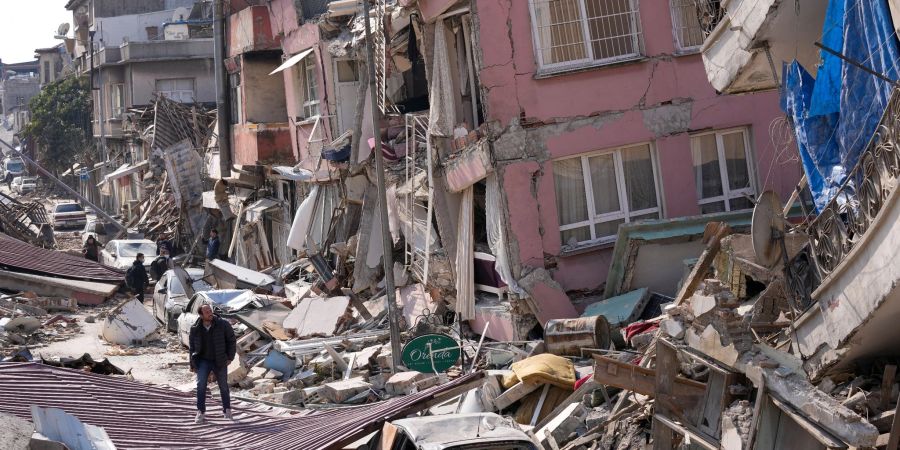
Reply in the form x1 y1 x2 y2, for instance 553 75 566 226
0 233 124 282
623 321 660 341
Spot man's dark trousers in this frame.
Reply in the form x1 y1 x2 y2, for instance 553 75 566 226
196 358 230 413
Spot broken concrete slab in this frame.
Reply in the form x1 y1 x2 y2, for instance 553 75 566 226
517 268 579 325
227 357 248 385
581 288 650 327
690 294 717 317
282 296 352 338
0 269 118 305
320 378 373 404
247 366 268 381
3 316 40 334
685 324 740 367
385 371 440 396
101 298 159 346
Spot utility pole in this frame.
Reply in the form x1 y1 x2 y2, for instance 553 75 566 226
213 0 232 179
0 137 127 234
363 0 403 372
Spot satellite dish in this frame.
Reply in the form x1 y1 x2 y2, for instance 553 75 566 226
172 7 190 22
752 190 785 268
57 23 70 37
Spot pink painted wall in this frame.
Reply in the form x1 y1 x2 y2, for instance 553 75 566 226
268 0 334 163
233 123 294 165
227 5 280 58
416 0 459 22
478 0 802 293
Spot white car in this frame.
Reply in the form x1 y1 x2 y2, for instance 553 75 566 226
50 202 87 229
10 176 37 195
153 267 212 332
177 289 256 347
100 239 157 272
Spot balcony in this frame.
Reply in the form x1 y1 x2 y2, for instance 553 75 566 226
119 39 214 63
701 0 825 93
792 90 900 379
232 122 295 165
227 5 280 57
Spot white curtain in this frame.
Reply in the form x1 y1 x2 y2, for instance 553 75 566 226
486 175 524 295
286 184 319 251
428 19 455 137
553 158 590 245
455 187 475 320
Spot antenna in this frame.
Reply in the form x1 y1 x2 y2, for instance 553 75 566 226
751 190 786 268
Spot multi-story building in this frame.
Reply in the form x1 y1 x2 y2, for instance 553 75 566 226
34 44 73 88
65 0 215 215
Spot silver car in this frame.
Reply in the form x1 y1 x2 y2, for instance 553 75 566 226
153 268 212 332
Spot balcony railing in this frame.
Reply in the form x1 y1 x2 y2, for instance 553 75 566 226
805 90 900 277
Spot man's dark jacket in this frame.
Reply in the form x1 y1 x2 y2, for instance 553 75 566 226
130 260 149 288
188 315 236 369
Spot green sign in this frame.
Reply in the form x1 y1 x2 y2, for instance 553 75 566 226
401 333 460 373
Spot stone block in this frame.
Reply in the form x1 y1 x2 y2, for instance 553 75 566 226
247 366 267 381
264 369 284 379
320 378 372 403
385 371 439 396
227 357 248 385
660 318 685 340
691 294 717 317
272 389 304 405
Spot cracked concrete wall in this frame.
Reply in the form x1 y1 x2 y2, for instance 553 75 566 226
474 0 801 293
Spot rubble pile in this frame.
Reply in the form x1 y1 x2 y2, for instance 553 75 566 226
0 293 80 352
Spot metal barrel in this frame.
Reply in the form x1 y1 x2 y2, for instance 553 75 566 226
544 315 612 357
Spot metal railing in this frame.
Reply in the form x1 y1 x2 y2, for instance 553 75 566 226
804 90 900 276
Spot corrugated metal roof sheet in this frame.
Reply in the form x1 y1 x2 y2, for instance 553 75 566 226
0 362 483 450
0 233 125 282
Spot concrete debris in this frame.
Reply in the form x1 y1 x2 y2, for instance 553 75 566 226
100 299 159 346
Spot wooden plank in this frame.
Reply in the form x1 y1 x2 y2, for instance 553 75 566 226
654 339 678 417
674 222 730 305
883 365 897 411
592 354 706 401
887 390 900 450
746 379 766 450
533 380 600 430
652 414 719 450
651 416 675 450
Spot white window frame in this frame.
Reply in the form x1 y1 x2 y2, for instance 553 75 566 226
155 78 195 103
668 0 709 53
301 58 320 119
691 127 756 213
556 142 663 249
528 0 644 75
110 83 124 118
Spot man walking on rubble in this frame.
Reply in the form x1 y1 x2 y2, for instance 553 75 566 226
125 253 149 302
190 303 236 423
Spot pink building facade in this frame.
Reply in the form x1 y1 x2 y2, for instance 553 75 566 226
471 0 801 296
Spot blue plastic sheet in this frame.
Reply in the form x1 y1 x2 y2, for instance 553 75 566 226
782 62 841 212
781 0 900 212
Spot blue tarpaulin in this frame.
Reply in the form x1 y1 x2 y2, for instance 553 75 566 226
781 0 900 212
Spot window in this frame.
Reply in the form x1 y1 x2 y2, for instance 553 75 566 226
301 58 319 118
529 0 643 73
155 78 195 103
554 143 661 248
110 83 124 118
691 128 755 214
229 73 241 124
669 0 722 51
43 61 50 84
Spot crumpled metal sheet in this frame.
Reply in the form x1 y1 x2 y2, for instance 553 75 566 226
0 233 124 282
0 362 483 450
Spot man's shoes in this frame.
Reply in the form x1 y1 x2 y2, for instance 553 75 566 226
223 409 233 420
195 412 206 424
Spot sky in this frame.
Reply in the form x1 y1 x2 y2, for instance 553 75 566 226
0 1 72 63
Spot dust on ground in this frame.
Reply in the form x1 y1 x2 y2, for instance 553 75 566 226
33 299 196 390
